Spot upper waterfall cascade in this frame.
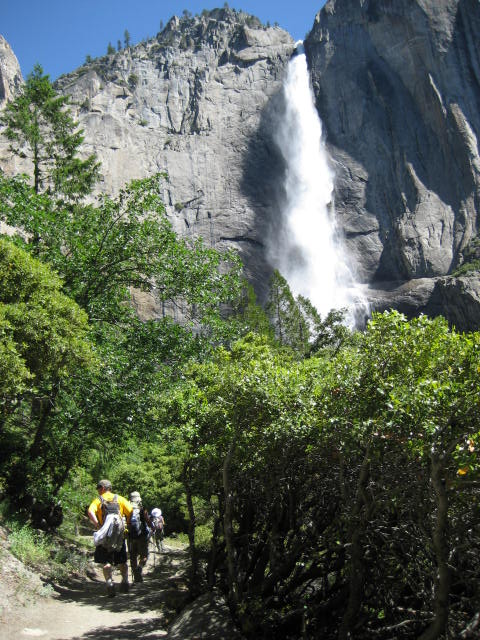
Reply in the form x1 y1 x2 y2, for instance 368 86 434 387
269 46 367 326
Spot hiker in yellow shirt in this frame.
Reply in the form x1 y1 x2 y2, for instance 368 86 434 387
88 479 133 597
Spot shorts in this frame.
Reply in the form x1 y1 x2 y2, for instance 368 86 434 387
94 540 127 565
129 535 149 558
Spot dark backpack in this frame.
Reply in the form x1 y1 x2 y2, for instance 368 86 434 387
100 494 120 518
129 505 146 539
151 515 164 532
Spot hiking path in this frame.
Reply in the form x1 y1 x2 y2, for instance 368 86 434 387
1 536 189 640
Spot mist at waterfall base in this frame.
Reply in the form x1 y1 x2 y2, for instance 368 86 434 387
268 46 368 328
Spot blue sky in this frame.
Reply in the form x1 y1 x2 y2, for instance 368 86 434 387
2 1 327 80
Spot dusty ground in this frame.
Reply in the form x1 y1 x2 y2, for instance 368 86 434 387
0 527 190 640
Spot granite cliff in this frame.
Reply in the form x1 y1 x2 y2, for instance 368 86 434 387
53 10 296 312
306 0 480 328
0 10 295 314
0 35 23 178
0 36 22 103
1 2 480 329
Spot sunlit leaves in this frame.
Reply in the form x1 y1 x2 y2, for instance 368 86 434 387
0 236 95 389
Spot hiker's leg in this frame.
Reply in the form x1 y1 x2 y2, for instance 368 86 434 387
134 538 148 582
113 543 129 592
139 537 148 567
118 562 130 592
130 547 138 572
130 539 143 581
133 559 143 582
131 552 143 582
133 536 148 582
103 563 116 596
102 563 113 582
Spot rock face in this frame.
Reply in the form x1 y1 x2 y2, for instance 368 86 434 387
305 0 480 327
2 3 480 329
0 35 24 237
53 9 295 304
0 35 22 105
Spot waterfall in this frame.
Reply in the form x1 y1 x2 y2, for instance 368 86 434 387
268 44 367 327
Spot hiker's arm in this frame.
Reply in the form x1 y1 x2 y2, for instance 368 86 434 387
88 507 99 528
144 508 152 528
123 497 133 525
88 499 100 528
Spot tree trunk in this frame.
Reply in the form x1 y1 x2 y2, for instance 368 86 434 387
33 139 40 194
29 384 59 460
207 512 222 589
338 447 371 640
223 441 239 606
418 452 450 640
182 462 198 591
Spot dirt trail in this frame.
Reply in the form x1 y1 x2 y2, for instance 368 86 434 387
1 543 189 640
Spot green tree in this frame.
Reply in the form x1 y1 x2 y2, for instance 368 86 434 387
160 312 480 638
124 29 131 48
265 272 351 357
318 311 480 639
160 332 320 604
307 305 351 355
107 42 115 55
0 173 243 324
1 65 100 198
230 282 274 340
0 237 96 501
265 270 310 353
0 170 246 501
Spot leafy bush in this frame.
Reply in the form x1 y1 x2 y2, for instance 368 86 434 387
128 73 139 89
9 524 50 566
176 523 212 551
49 545 89 581
452 259 480 276
453 236 480 275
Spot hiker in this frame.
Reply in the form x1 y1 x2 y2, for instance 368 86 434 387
128 491 151 583
150 507 165 552
88 479 133 597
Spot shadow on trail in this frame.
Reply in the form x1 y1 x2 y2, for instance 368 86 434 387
49 547 190 638
65 618 168 640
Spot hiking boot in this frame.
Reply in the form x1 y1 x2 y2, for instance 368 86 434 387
107 582 116 597
119 581 129 593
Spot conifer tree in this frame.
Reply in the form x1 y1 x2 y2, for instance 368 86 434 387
265 270 309 353
1 64 99 199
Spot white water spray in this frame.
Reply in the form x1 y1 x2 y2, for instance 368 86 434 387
269 45 367 326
